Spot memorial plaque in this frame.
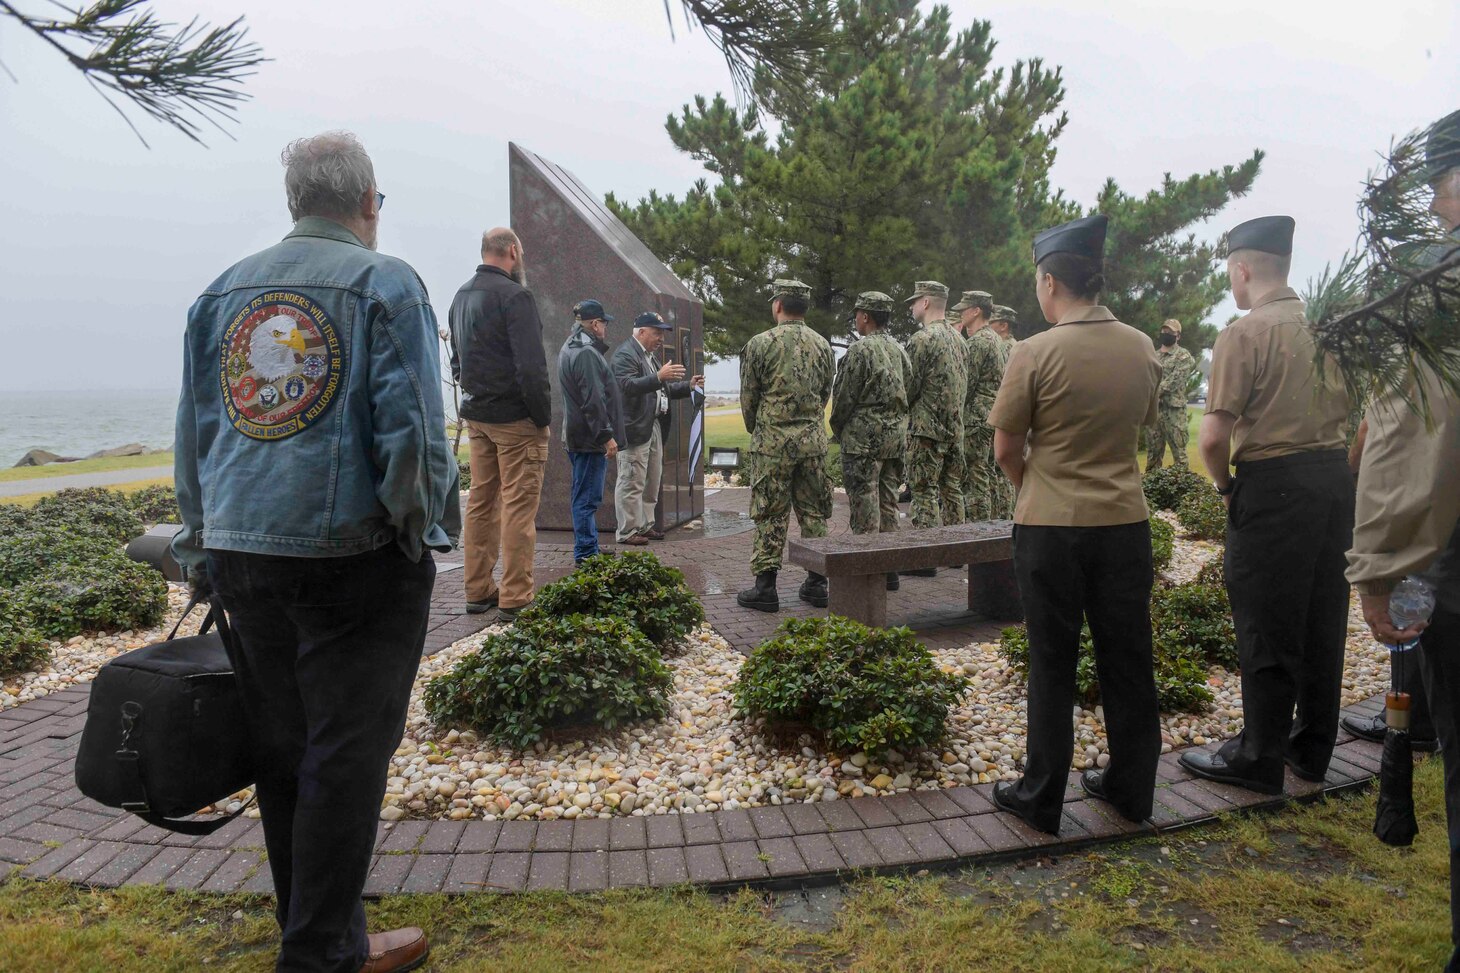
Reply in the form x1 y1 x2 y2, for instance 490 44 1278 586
509 143 704 531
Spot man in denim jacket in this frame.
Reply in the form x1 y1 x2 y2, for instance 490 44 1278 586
173 131 457 973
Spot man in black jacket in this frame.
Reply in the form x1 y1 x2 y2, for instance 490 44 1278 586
611 311 702 544
448 227 552 620
558 300 626 564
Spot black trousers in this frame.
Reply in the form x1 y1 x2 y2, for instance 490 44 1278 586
1010 521 1161 832
1220 450 1354 788
210 546 435 973
1419 607 1460 970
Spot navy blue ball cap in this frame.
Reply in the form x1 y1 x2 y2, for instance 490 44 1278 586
1033 214 1108 264
1226 216 1295 257
634 311 672 330
1425 109 1460 181
573 299 613 322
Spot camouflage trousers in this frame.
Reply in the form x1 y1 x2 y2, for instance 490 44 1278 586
964 427 1015 520
908 436 965 528
1147 405 1189 470
748 451 832 573
841 453 903 535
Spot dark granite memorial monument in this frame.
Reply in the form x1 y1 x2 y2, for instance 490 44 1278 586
509 142 705 532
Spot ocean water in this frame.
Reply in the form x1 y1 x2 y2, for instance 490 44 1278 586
0 390 179 467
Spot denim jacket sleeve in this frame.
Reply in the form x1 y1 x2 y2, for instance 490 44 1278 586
369 292 460 558
172 300 209 581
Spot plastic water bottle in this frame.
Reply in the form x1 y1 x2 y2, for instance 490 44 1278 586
1389 576 1437 651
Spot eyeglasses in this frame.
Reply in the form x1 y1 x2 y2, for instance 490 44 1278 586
375 191 386 211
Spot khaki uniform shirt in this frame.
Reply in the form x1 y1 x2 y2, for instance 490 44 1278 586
1346 365 1460 600
1205 286 1349 464
988 305 1160 526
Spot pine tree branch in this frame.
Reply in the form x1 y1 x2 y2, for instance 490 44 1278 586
666 0 833 109
0 0 266 146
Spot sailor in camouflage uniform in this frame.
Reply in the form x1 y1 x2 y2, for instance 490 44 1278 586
900 280 966 577
831 291 911 592
953 290 1002 521
1147 318 1196 469
986 305 1019 517
736 279 836 613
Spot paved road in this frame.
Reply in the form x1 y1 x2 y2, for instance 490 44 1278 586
0 465 174 498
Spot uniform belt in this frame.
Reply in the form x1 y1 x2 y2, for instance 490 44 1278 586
1234 448 1347 476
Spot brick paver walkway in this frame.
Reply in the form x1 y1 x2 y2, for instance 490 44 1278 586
0 487 1394 894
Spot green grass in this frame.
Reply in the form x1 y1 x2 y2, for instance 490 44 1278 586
0 452 175 484
0 758 1452 971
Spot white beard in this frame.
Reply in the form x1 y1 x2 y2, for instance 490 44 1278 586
249 314 300 383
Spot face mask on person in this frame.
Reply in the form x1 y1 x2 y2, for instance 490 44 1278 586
1160 332 1178 347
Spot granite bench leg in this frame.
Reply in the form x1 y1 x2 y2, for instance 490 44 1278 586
967 559 1022 621
827 573 886 627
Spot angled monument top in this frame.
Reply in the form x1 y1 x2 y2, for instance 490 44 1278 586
508 142 695 303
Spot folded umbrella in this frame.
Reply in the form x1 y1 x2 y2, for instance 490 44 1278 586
1373 694 1418 848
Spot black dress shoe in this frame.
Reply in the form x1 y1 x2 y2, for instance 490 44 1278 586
1080 770 1148 823
1177 750 1282 795
1342 712 1439 751
992 781 1061 835
1282 756 1327 784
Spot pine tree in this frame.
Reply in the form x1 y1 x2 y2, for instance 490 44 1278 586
612 0 1261 355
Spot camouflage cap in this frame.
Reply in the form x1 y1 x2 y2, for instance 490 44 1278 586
769 278 812 302
903 280 949 303
853 290 894 313
1160 317 1182 335
944 309 962 327
949 289 994 313
990 304 1018 324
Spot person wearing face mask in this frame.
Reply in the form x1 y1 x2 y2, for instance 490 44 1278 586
1148 319 1197 469
448 226 553 621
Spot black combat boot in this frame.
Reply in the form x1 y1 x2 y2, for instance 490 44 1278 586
901 567 937 578
798 571 828 608
886 572 900 591
737 571 779 612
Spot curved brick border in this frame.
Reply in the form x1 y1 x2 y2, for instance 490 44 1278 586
0 685 1386 895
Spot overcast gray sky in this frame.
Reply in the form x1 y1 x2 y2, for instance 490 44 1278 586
1 0 1455 394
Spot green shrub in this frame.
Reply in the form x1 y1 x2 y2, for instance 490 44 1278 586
1142 466 1205 512
0 505 30 538
458 459 472 492
0 600 49 676
31 488 143 545
521 551 703 651
127 484 180 525
1196 551 1225 587
424 614 672 748
1152 580 1238 670
0 523 117 587
998 621 1213 713
1150 516 1175 572
733 616 968 754
1176 489 1226 541
13 550 168 639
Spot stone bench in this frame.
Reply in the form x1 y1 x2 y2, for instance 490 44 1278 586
787 521 1022 628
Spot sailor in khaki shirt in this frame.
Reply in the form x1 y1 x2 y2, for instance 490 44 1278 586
986 214 1164 836
1347 107 1460 970
1180 215 1354 796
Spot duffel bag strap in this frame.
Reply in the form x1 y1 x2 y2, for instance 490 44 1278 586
114 700 255 836
166 592 217 641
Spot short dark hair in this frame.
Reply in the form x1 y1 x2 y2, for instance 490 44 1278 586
862 308 890 328
1036 252 1105 299
778 294 810 317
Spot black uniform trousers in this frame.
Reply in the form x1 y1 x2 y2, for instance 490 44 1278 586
1009 521 1161 832
1419 607 1460 971
210 545 435 973
1220 449 1354 789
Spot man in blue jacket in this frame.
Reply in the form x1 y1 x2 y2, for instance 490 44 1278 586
558 300 625 563
174 131 457 973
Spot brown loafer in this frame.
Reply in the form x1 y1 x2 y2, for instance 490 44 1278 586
642 528 666 540
620 534 649 546
359 927 428 973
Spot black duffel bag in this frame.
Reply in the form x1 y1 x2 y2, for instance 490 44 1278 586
75 595 255 834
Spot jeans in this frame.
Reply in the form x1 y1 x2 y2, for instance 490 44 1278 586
208 546 434 973
464 418 549 609
569 450 607 563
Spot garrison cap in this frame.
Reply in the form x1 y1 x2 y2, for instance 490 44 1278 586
1226 215 1295 257
573 299 613 322
769 278 812 302
990 304 1018 324
950 290 994 313
853 291 894 312
1425 109 1460 181
903 280 949 303
633 311 672 330
1033 214 1108 264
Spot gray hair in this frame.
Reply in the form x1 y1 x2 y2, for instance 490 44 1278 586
481 227 521 257
281 131 375 221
